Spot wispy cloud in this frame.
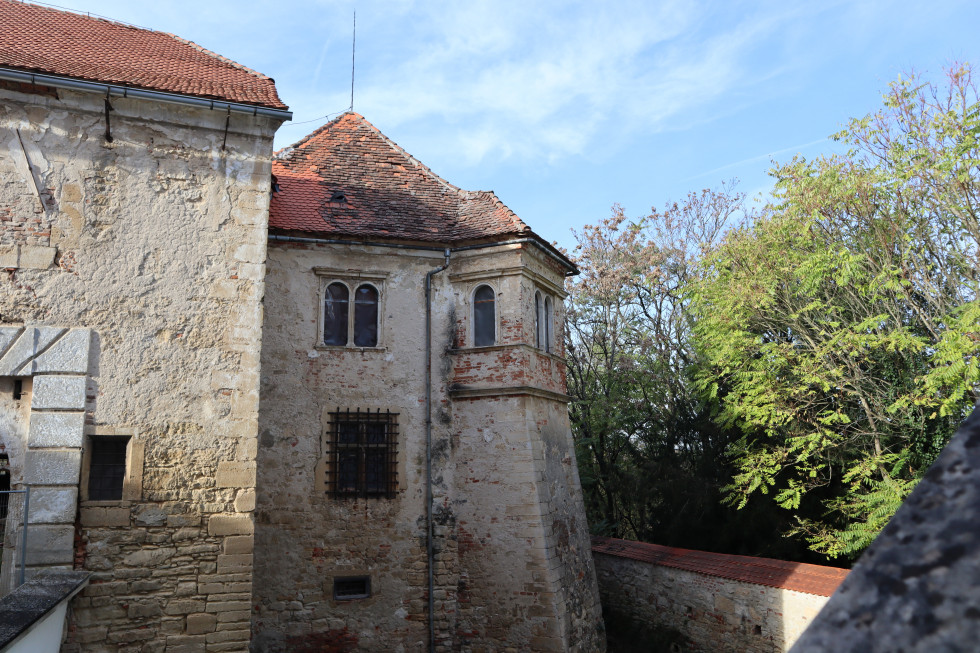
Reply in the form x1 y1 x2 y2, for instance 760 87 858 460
682 138 829 183
277 0 817 164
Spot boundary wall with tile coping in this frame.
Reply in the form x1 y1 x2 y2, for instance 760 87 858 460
592 537 849 653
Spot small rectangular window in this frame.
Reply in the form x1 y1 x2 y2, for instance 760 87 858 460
333 576 371 600
88 437 129 501
325 409 398 498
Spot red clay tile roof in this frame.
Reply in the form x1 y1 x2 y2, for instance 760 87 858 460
592 537 849 597
0 0 286 109
271 112 541 244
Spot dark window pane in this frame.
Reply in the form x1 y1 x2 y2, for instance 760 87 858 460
535 292 543 349
474 285 495 347
353 284 378 347
544 296 553 353
338 451 359 492
89 437 128 501
324 282 349 345
364 450 386 493
338 421 359 444
365 422 386 445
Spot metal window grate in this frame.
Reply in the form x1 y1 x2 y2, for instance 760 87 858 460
88 437 128 501
325 408 398 499
333 575 371 600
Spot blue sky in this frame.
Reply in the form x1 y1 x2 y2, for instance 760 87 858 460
41 0 980 250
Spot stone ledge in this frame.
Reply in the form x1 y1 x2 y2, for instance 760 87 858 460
0 570 89 650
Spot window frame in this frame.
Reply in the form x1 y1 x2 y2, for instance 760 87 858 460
314 269 388 350
323 408 399 499
80 427 144 505
472 283 498 348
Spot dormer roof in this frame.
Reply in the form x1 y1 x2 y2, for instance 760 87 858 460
271 113 563 251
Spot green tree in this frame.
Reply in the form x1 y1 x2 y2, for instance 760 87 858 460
691 66 980 558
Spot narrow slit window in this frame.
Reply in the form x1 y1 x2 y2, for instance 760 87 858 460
353 284 379 347
323 282 350 346
535 291 544 349
88 437 129 501
473 285 496 347
544 296 553 353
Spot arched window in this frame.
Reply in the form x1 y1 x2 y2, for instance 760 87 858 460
324 282 350 346
473 285 496 347
353 284 379 347
535 291 544 349
544 296 553 353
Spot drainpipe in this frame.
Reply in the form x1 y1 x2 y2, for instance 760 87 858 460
425 248 450 653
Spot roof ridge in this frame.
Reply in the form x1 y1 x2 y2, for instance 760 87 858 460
353 113 461 195
12 0 150 32
165 33 276 83
459 189 530 234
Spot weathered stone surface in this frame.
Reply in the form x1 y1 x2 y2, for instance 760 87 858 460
0 327 65 375
792 407 980 652
186 612 218 634
0 244 18 268
208 515 253 536
27 411 85 447
216 461 254 488
30 329 91 374
18 245 56 269
233 488 255 512
24 449 80 485
80 506 130 528
31 375 86 409
28 486 78 524
24 524 75 565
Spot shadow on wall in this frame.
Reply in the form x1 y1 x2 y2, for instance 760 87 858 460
592 537 847 652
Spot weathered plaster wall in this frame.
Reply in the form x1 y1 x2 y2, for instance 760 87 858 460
253 241 604 651
594 551 831 652
0 82 279 651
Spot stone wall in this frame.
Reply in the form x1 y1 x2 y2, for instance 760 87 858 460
0 81 281 651
593 540 845 652
253 240 604 651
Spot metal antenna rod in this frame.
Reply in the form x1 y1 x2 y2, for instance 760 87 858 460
349 10 356 111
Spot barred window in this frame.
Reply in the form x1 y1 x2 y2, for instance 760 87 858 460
88 436 129 501
325 409 398 498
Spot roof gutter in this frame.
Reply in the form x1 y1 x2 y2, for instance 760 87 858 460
268 234 578 276
0 66 293 121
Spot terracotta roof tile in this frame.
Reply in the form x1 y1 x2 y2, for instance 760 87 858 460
592 537 849 597
270 112 538 244
0 0 286 109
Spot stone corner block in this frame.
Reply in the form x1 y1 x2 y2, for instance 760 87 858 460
24 524 74 565
24 450 81 485
19 245 57 269
28 486 78 524
215 462 255 489
28 411 85 448
207 514 253 536
0 244 18 268
31 328 92 374
0 327 65 376
31 375 87 410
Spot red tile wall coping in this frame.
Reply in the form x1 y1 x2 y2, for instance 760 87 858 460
271 112 574 269
0 0 286 109
592 536 849 598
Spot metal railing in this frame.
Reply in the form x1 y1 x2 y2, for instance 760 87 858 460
0 486 30 597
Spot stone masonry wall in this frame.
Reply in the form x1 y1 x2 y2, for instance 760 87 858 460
0 82 280 652
594 551 832 652
253 240 604 651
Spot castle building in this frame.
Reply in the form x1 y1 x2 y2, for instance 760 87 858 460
0 1 604 651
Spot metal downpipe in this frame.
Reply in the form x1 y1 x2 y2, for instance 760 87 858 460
425 248 451 653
